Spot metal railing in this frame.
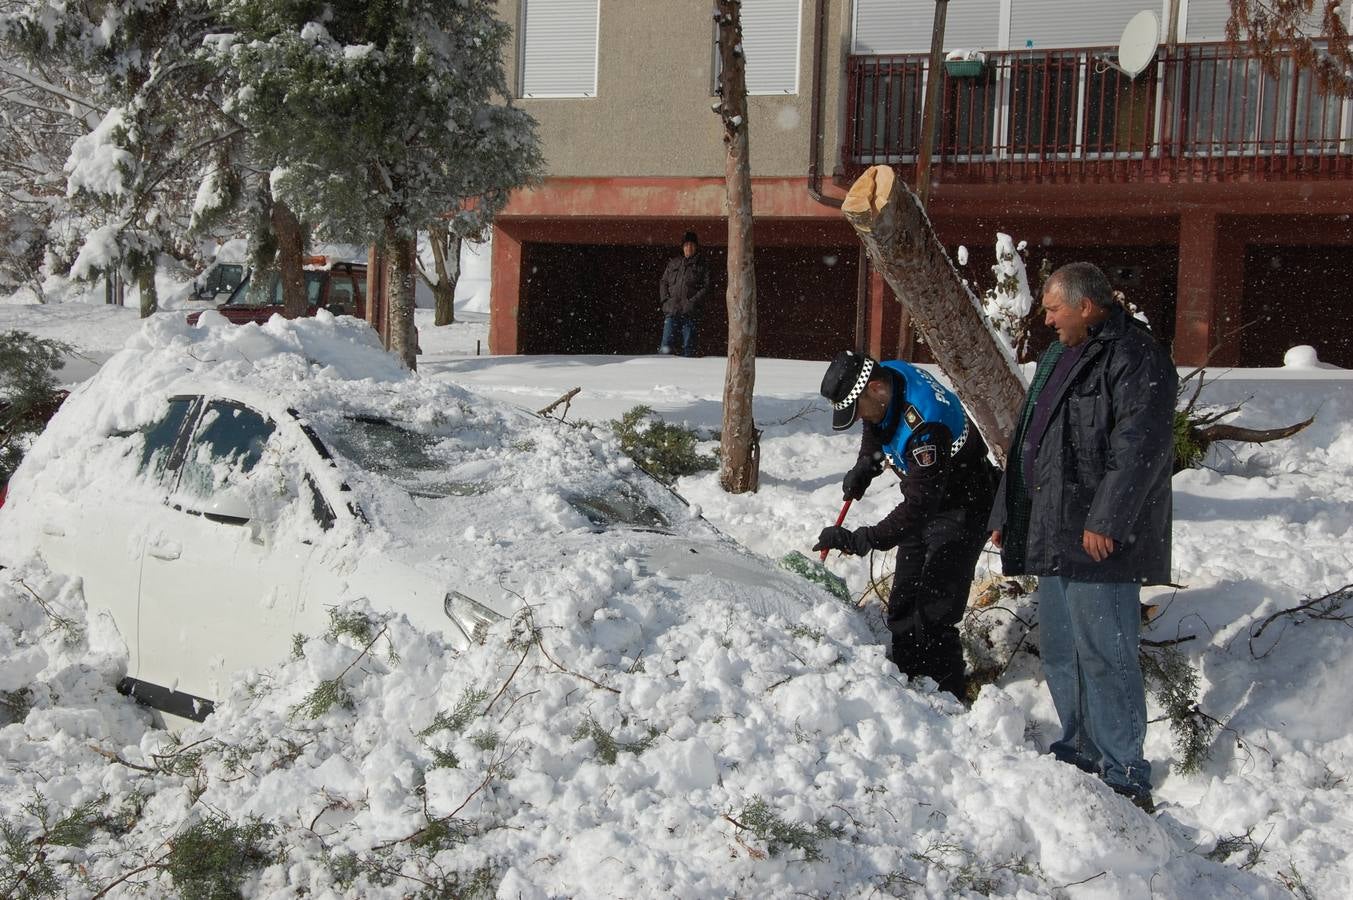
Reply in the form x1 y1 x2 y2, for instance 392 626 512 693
843 42 1353 183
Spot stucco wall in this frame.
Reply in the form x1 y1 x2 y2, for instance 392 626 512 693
496 0 853 179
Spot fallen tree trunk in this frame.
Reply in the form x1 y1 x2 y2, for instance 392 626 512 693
841 165 1026 467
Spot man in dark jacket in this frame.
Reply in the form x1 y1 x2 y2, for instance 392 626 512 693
814 350 996 700
988 261 1176 813
658 231 711 357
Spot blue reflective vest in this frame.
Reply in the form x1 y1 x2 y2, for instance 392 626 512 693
877 361 969 475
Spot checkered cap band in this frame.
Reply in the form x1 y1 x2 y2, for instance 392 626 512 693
831 358 875 411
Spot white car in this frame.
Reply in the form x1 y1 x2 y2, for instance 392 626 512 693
0 313 836 724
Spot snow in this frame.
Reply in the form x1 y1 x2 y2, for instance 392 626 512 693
64 107 133 200
1 299 1352 897
1283 344 1338 369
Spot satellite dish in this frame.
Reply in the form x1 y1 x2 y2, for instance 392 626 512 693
1117 10 1161 78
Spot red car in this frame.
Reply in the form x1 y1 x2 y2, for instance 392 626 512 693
186 260 367 326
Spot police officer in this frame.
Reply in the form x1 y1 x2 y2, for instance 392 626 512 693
814 351 996 700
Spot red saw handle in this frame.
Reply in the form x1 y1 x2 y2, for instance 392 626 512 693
819 498 853 560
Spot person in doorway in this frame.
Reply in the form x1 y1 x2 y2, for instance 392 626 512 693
988 261 1176 813
813 350 996 701
658 230 711 357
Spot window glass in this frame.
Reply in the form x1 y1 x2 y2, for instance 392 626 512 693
942 71 997 156
328 277 356 313
1011 56 1078 154
1184 50 1344 155
176 401 275 501
137 397 198 483
1084 68 1155 154
305 272 323 305
853 65 923 161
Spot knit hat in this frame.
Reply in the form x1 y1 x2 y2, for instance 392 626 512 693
681 231 699 247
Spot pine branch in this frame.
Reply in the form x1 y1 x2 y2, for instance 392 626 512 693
1249 583 1353 656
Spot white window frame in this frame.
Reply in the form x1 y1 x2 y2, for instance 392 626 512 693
519 0 600 99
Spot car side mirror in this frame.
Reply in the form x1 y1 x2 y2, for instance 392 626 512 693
202 490 254 525
202 490 268 544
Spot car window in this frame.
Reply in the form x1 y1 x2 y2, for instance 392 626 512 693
328 277 355 313
137 396 199 484
218 264 244 292
203 263 244 295
305 272 323 305
175 400 275 501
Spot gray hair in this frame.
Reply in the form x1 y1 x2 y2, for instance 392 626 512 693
1047 262 1115 310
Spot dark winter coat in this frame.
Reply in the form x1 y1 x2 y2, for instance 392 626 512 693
659 253 711 316
988 305 1176 583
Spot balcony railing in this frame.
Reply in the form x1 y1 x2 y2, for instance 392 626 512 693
843 42 1353 183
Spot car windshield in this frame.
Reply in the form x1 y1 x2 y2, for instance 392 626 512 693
227 271 324 307
316 414 669 528
320 415 488 498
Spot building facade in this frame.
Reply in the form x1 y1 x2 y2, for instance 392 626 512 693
489 0 1353 367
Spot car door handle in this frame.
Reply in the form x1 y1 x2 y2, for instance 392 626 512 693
41 523 66 537
147 541 182 561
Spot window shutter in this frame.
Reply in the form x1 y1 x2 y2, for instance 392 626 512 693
1010 0 1146 49
1184 0 1329 41
520 0 599 98
852 0 998 55
741 0 801 94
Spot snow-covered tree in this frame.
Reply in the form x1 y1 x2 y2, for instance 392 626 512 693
418 222 482 328
980 234 1034 363
209 0 542 368
1 0 245 315
0 59 101 298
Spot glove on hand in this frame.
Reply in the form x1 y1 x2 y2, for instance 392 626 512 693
813 525 873 557
842 451 885 501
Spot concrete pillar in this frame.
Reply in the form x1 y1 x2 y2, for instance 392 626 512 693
488 227 523 355
866 268 903 360
1174 210 1244 366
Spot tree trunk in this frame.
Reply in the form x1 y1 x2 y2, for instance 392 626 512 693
841 165 1026 467
384 220 418 370
428 223 459 327
247 201 279 306
272 200 307 318
136 263 157 318
716 0 759 494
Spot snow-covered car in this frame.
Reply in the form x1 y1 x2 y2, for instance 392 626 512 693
0 312 835 725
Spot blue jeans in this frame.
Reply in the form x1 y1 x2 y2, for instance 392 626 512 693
1038 577 1151 796
659 314 697 357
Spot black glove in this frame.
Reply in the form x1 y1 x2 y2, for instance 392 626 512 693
813 526 873 557
842 451 885 501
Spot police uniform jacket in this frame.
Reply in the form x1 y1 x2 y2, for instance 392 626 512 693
855 363 996 553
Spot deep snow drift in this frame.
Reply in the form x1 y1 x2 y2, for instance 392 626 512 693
1 306 1351 898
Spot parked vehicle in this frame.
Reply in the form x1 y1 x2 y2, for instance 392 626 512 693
186 258 367 326
0 315 834 726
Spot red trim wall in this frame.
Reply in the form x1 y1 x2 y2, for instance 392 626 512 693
491 176 1353 364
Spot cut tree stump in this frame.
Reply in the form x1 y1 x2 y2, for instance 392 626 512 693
842 165 1027 467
